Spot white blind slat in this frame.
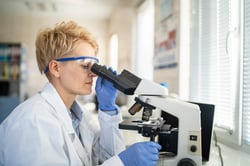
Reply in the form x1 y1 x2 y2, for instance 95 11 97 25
242 0 250 144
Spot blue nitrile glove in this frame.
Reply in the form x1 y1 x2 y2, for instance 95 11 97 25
118 141 162 166
95 66 118 114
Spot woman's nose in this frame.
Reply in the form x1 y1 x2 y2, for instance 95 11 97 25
89 71 97 77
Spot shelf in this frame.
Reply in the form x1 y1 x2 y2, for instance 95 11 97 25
0 43 21 82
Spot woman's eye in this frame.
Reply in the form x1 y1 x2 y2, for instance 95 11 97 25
81 64 89 70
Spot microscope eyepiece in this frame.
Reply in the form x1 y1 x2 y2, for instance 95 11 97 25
91 63 142 95
91 63 117 84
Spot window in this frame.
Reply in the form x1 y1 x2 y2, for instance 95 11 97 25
190 0 243 146
109 34 118 70
135 0 154 79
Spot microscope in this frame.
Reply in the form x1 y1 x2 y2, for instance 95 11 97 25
91 64 214 166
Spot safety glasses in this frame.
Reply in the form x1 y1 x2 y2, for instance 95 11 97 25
44 56 99 73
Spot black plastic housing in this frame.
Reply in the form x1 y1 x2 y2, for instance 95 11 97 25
91 63 142 95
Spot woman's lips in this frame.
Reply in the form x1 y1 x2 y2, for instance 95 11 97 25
86 81 93 86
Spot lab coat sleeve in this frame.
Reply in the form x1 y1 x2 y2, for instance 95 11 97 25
0 106 69 166
96 110 125 165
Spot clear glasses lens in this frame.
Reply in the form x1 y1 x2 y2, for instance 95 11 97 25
76 59 98 73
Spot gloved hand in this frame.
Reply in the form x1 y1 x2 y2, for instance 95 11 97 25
95 66 118 112
118 141 162 166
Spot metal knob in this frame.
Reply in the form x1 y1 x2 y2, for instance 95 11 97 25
177 158 197 166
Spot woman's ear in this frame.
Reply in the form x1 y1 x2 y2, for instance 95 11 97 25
48 60 60 77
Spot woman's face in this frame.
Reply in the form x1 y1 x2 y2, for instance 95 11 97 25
57 40 98 96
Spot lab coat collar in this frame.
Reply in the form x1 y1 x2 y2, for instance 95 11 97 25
40 82 90 165
71 101 83 122
40 82 75 134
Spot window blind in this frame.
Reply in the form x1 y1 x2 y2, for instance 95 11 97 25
193 0 235 131
242 0 250 145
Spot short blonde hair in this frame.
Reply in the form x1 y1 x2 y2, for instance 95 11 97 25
35 21 98 74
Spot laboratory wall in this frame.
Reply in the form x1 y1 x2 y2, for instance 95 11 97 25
108 0 182 96
108 8 137 72
153 0 181 95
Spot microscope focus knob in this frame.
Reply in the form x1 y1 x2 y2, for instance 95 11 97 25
190 145 197 152
177 158 197 166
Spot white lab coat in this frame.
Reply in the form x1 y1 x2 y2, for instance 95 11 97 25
0 83 125 166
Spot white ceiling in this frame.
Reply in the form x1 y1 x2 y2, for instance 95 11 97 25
0 0 144 20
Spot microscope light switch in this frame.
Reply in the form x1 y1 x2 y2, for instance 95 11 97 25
190 135 197 141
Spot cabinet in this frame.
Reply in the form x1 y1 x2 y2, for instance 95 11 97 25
0 43 26 123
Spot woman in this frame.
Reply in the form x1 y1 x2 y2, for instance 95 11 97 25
0 21 161 166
